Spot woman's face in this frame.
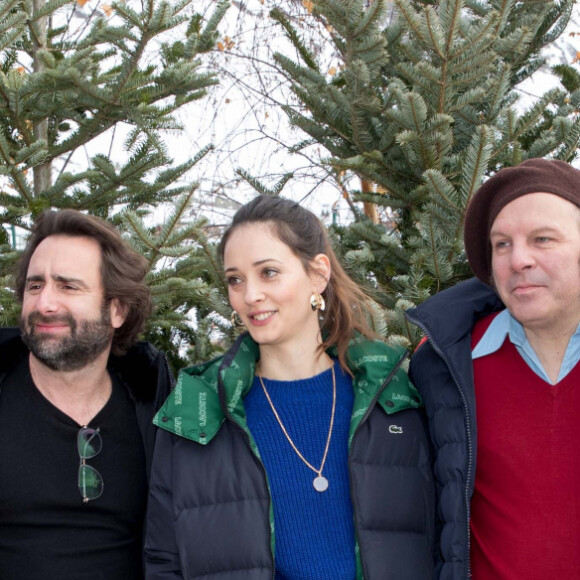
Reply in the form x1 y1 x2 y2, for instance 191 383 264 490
223 222 329 351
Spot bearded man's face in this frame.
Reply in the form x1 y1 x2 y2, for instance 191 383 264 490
20 235 119 372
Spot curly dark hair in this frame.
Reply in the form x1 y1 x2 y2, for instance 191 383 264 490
15 209 152 355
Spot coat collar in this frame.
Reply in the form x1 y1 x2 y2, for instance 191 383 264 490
154 333 422 444
0 328 27 376
406 278 504 349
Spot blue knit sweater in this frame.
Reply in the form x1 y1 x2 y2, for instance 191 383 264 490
244 361 356 580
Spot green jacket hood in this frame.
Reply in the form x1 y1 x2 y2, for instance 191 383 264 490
153 333 422 444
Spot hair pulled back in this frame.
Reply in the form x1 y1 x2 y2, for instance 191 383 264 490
218 195 376 372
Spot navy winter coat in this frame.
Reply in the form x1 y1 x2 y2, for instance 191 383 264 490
145 333 436 579
405 278 504 580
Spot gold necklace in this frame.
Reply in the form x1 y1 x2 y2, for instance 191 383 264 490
257 365 336 493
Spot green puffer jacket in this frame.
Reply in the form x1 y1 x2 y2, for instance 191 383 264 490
145 333 436 580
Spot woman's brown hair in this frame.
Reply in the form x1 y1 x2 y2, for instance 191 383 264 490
15 209 152 355
218 195 377 373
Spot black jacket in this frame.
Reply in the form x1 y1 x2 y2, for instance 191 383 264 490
405 279 504 580
145 333 436 580
0 327 174 479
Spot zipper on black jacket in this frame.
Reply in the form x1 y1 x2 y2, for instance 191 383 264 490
216 363 276 580
405 312 473 579
348 350 409 580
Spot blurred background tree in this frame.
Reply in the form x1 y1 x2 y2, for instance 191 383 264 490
269 0 580 346
0 0 230 369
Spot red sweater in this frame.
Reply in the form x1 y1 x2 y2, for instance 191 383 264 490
470 314 580 579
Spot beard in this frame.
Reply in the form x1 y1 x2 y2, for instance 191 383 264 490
20 304 114 372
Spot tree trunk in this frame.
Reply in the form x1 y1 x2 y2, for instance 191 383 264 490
32 0 51 195
361 179 378 224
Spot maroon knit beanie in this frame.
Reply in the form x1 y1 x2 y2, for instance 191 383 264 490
463 158 580 284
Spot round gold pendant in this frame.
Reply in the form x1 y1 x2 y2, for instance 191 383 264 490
313 475 329 492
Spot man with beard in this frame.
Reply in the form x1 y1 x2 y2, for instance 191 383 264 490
0 210 173 580
406 158 580 580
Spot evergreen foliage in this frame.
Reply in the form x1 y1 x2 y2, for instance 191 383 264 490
271 0 578 346
2 0 579 364
0 0 229 369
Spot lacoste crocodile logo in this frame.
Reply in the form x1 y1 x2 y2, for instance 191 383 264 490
388 425 403 434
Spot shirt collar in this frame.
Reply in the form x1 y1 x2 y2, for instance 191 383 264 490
472 309 580 384
472 309 512 359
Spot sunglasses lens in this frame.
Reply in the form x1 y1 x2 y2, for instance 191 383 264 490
78 464 103 501
78 427 102 459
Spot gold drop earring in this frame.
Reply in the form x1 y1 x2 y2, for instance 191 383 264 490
310 293 325 312
230 310 245 328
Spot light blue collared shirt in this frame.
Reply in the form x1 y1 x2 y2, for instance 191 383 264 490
472 309 580 384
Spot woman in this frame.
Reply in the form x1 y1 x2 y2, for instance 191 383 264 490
145 196 435 580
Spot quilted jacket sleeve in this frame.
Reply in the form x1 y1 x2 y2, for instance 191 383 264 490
145 428 183 579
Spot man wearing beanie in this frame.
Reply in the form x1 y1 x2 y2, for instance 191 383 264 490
406 158 580 580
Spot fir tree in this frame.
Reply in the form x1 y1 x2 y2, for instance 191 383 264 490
0 0 231 367
271 0 579 346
